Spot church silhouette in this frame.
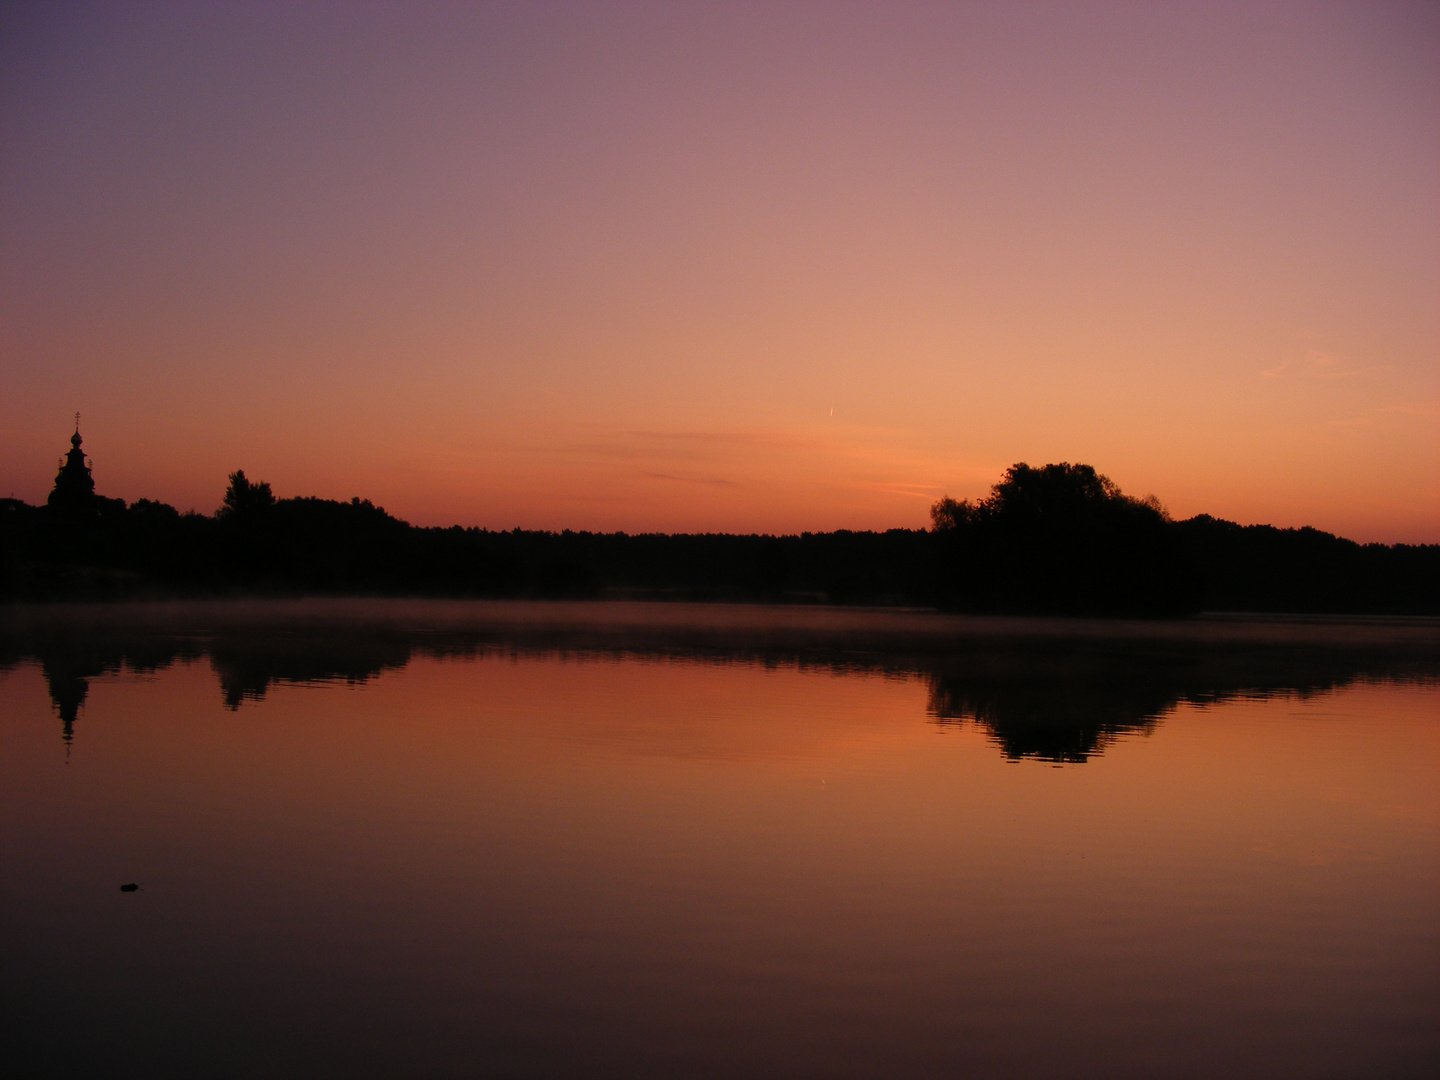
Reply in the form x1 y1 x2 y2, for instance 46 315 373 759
48 413 97 512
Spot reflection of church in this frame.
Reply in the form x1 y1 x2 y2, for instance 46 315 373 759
49 414 97 512
42 659 91 756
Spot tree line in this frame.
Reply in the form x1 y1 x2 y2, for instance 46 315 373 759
1 463 1435 614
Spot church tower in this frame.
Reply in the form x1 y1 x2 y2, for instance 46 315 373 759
48 413 97 512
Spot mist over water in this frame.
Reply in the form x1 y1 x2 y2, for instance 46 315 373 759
2 601 1437 1078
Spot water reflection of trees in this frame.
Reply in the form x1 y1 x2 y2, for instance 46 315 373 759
927 673 1168 762
209 636 413 709
920 641 1436 760
4 610 1436 761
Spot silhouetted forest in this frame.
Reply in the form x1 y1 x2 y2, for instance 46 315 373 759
2 462 1437 614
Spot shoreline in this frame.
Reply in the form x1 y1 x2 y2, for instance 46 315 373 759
5 596 1439 659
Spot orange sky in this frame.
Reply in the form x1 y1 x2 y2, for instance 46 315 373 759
1 2 1436 541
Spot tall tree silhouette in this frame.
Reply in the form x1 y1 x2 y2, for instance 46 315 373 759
218 470 275 519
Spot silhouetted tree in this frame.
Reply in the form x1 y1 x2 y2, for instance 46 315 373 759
931 462 1199 615
217 470 275 519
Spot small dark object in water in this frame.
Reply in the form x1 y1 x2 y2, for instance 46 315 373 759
119 883 140 892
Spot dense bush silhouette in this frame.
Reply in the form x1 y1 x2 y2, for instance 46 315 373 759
930 463 1199 615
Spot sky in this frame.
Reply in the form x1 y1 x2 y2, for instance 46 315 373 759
1 1 1436 541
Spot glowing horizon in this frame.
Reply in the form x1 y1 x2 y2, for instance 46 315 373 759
2 3 1436 542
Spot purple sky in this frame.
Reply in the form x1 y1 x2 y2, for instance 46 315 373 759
2 2 1436 539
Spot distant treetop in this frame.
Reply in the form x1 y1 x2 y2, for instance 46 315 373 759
218 470 276 519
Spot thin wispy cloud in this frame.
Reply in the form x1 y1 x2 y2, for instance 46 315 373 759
637 471 742 488
1263 350 1367 380
1329 398 1440 431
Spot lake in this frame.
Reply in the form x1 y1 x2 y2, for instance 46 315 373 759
2 600 1437 1078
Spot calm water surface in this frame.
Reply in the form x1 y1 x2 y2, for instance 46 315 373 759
2 602 1437 1078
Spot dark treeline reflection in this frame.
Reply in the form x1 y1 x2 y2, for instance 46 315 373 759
930 670 1170 763
6 604 1436 763
924 652 1361 762
207 635 414 710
